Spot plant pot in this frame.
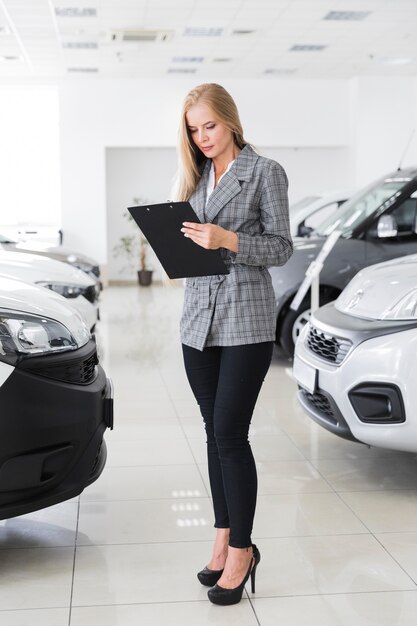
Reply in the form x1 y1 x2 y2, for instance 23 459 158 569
137 270 153 287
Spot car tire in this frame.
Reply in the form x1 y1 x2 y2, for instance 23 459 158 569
279 294 334 357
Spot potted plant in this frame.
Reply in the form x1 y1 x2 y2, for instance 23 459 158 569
112 198 153 287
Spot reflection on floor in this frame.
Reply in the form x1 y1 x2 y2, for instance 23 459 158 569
2 284 417 625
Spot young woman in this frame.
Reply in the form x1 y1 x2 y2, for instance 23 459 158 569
175 83 293 606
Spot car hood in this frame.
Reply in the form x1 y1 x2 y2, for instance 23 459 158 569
0 250 95 287
0 275 90 347
292 236 325 252
9 241 97 266
336 254 417 320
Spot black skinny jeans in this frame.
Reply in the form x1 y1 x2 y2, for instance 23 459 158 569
182 342 273 548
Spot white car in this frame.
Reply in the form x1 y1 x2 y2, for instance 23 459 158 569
293 254 417 453
0 250 99 331
290 191 352 238
0 275 113 518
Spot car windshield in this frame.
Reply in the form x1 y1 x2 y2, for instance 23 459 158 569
290 196 320 217
0 233 17 244
314 177 408 237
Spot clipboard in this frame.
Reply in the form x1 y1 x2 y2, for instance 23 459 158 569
127 201 229 279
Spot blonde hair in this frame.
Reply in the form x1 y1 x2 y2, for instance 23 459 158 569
174 83 248 201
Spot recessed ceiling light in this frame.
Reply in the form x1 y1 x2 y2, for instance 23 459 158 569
290 44 326 52
55 7 97 18
172 56 204 63
63 42 98 49
183 27 223 37
324 11 371 21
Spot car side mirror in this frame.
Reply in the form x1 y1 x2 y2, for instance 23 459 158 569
376 214 398 238
297 223 314 237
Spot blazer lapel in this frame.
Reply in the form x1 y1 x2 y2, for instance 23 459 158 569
204 144 259 223
204 172 241 223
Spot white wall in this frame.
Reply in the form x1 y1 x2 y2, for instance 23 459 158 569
351 77 417 188
58 76 417 274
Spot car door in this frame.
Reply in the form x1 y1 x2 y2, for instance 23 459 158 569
365 189 417 265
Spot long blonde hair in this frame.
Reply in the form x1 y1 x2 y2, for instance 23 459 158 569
174 83 248 201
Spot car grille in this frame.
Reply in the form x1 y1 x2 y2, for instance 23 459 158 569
303 390 337 424
22 352 98 385
306 325 352 364
82 284 99 304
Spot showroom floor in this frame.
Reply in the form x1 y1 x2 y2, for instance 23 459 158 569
2 284 417 625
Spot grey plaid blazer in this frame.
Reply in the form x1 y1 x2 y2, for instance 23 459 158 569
180 143 293 351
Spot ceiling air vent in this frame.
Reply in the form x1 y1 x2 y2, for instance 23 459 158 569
324 11 371 21
111 29 174 42
55 7 97 18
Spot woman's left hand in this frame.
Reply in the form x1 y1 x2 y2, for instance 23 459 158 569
181 222 237 251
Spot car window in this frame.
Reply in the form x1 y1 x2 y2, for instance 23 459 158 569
289 196 321 218
315 179 406 237
390 192 417 236
304 202 340 229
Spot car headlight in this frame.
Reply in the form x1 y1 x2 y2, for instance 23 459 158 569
381 288 417 320
36 282 85 299
0 310 79 365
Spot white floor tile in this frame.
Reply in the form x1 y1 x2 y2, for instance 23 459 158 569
255 460 332 495
0 502 78 548
252 591 417 626
253 492 367 538
313 454 417 492
106 436 196 467
0 608 69 625
376 533 417 581
71 600 258 626
248 535 415 597
72 541 215 605
81 464 208 502
340 490 417 532
77 498 215 545
0 548 74 610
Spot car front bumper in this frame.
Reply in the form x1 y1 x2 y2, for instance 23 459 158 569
293 306 417 452
0 339 113 519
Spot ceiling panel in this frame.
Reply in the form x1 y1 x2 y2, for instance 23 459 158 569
0 0 415 79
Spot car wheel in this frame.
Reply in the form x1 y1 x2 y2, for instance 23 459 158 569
279 294 333 357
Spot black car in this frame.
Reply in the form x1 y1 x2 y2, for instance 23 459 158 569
270 167 417 355
0 275 113 519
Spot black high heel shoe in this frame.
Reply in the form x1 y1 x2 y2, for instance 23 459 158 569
197 566 224 587
207 544 260 606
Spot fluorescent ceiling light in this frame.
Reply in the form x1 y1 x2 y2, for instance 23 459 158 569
264 68 297 75
167 67 197 73
63 42 98 49
324 11 371 21
183 27 223 37
172 56 204 63
290 44 326 52
380 56 413 66
55 7 97 18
